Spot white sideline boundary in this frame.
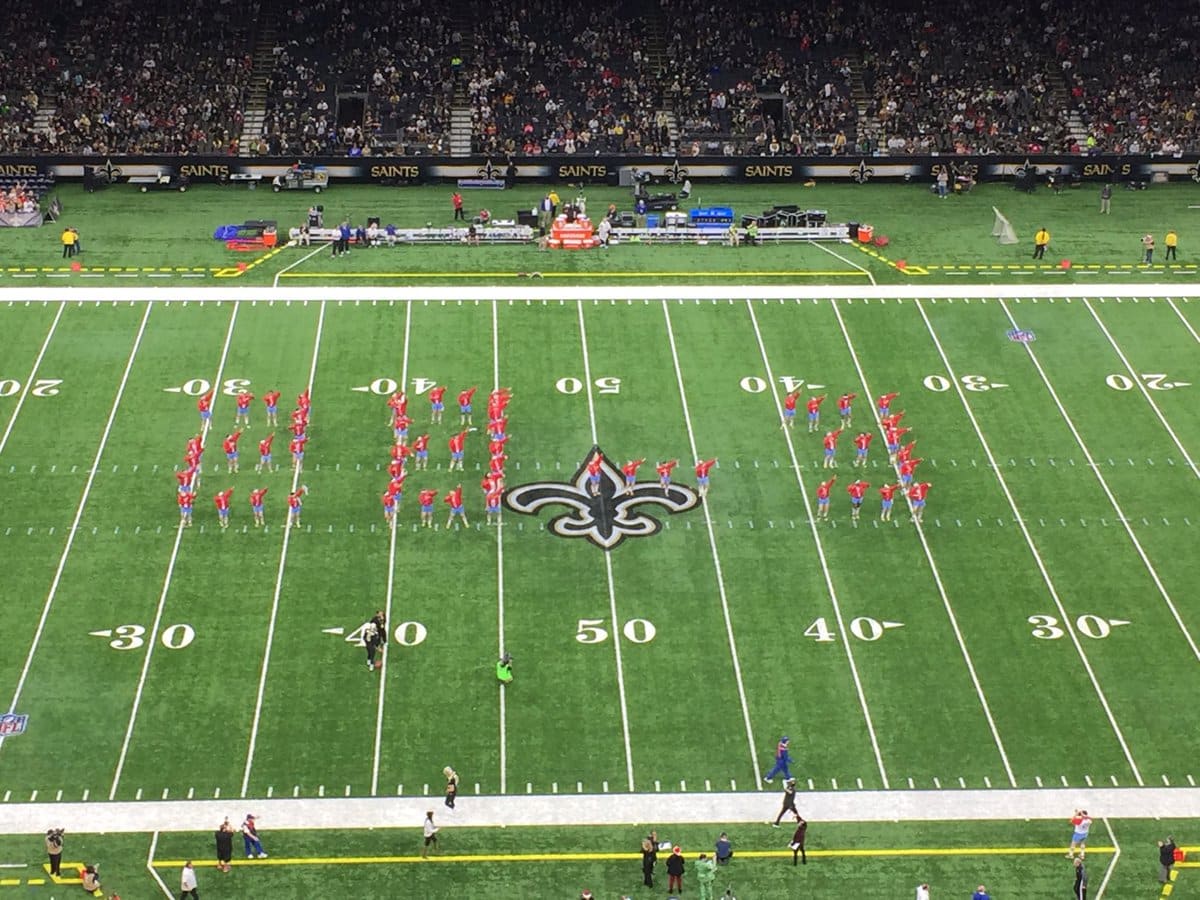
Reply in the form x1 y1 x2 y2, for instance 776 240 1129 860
1 285 1199 303
3 787 1198 835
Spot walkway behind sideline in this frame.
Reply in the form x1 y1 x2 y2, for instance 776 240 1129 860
2 787 1198 835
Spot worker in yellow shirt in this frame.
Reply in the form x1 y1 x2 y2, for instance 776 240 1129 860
1165 229 1178 261
60 227 77 259
1033 227 1050 260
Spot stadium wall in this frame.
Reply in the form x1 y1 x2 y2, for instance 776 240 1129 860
4 155 1199 186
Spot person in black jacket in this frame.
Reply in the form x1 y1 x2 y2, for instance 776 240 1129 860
790 817 808 865
215 817 235 872
773 778 799 826
641 833 658 887
1159 836 1178 884
1072 856 1088 899
665 846 685 894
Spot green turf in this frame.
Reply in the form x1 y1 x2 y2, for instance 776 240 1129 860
1 819 1193 899
2 288 1198 896
6 180 1197 285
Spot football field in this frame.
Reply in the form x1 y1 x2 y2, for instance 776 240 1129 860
1 285 1199 896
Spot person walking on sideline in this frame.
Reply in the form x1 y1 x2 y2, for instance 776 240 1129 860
790 817 808 865
1159 836 1178 884
181 860 199 899
764 736 792 783
452 191 465 221
215 818 235 873
1142 233 1155 264
242 814 266 858
773 777 799 827
1099 183 1112 214
696 852 717 900
421 811 439 858
443 766 459 809
1072 855 1088 900
641 833 658 887
665 846 685 895
1033 227 1050 259
1165 230 1178 261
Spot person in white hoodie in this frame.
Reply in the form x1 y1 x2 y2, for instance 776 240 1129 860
181 860 199 899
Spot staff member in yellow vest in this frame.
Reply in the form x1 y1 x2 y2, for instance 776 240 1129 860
1033 226 1050 260
1165 229 1178 261
61 226 77 258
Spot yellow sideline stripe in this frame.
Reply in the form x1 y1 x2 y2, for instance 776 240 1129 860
152 846 1116 868
277 270 868 279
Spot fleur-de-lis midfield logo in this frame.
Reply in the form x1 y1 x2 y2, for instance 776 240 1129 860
850 160 874 184
477 159 500 180
504 447 699 550
664 159 690 184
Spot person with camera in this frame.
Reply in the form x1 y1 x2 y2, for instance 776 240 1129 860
45 828 64 877
81 863 102 893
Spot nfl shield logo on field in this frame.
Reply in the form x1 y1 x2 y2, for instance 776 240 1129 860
0 713 29 736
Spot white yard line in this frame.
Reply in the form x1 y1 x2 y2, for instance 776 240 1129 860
370 300 412 796
576 302 636 792
241 301 328 796
809 239 878 286
1166 297 1200 343
660 300 762 788
0 302 153 750
999 300 1200 662
1082 298 1199 479
911 300 1141 785
493 300 508 795
745 300 890 789
4 786 1197 834
272 242 327 289
0 301 65 456
147 831 175 899
835 300 1018 785
110 303 240 799
1095 817 1120 900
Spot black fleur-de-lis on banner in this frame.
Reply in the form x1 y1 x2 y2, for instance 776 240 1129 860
850 160 874 183
664 159 690 184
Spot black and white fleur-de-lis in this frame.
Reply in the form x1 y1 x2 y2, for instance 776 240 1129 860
1189 162 1200 184
850 160 875 184
504 447 699 550
477 159 500 180
101 158 124 183
1014 157 1035 181
663 159 690 184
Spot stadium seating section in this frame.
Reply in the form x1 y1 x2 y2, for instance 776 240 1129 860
0 0 1197 156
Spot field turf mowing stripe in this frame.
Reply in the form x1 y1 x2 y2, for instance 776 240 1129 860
745 300 890 788
661 300 761 786
1082 298 1199 479
836 298 1017 785
998 300 1200 664
0 302 65 456
108 302 240 800
0 303 152 751
911 298 1141 783
241 301 327 797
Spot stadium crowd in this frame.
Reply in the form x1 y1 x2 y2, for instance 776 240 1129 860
0 0 1198 157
